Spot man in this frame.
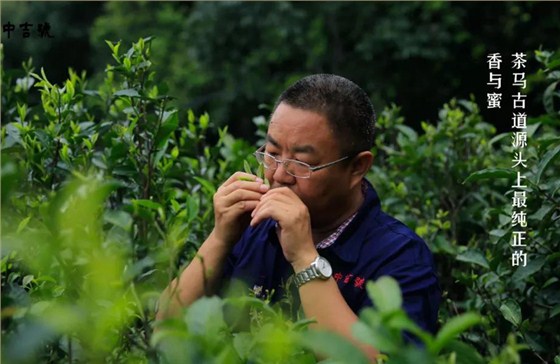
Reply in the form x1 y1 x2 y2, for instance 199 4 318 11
157 74 440 360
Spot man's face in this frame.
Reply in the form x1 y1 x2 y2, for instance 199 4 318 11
264 102 352 227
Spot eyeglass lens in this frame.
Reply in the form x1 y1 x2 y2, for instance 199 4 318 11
259 153 310 178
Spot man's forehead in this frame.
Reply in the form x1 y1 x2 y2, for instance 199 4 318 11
267 103 338 153
265 134 316 154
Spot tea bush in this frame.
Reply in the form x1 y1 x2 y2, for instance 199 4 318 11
367 49 560 363
1 38 558 363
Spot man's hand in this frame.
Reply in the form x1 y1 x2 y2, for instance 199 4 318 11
212 172 269 246
250 187 317 271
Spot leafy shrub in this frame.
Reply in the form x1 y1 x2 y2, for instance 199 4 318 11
367 50 560 362
2 38 558 363
1 37 253 363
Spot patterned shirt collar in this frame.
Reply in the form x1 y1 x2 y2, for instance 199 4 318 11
315 181 367 250
315 211 358 250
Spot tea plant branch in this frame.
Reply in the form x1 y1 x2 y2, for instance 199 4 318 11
143 152 152 200
154 217 186 309
143 99 167 201
128 96 152 240
56 85 63 125
140 64 147 94
528 178 560 210
51 246 80 302
130 282 146 321
443 154 461 244
130 282 152 349
152 215 167 242
530 349 548 364
518 329 549 364
449 297 460 316
123 325 149 353
130 98 142 144
49 138 62 190
529 234 554 255
473 275 504 342
48 86 65 190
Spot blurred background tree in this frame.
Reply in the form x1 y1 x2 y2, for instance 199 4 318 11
3 2 559 139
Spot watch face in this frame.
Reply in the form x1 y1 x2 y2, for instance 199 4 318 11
316 257 332 278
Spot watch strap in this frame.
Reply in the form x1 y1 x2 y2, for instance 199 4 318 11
293 264 320 288
293 255 333 288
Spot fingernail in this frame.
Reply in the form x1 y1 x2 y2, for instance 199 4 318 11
255 177 263 183
259 184 269 192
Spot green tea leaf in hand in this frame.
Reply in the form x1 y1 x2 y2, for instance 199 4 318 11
243 160 253 175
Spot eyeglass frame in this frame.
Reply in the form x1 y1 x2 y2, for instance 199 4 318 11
253 144 350 179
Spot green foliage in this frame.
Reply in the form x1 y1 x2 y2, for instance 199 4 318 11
84 2 560 138
153 276 499 364
367 51 560 362
2 38 558 363
1 37 254 363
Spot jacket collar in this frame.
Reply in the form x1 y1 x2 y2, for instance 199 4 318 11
265 178 382 264
323 179 381 264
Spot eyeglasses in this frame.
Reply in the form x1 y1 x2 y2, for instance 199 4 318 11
253 145 349 179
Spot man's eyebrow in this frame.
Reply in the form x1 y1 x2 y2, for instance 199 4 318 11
266 135 281 148
292 144 316 154
266 135 316 154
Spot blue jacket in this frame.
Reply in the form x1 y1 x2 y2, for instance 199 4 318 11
221 179 440 335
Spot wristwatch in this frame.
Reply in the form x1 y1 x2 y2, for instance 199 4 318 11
293 255 333 288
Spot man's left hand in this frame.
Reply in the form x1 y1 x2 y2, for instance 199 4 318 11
250 187 317 270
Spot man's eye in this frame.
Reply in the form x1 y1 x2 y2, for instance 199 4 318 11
295 158 312 165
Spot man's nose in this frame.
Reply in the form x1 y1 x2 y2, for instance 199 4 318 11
271 162 295 185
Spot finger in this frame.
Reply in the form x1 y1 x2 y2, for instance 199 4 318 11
220 189 266 208
257 188 296 207
220 172 263 188
251 190 289 217
250 202 274 227
260 186 297 200
250 198 291 226
233 199 259 213
251 190 281 217
218 179 269 197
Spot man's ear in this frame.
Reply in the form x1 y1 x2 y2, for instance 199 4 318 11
349 151 374 189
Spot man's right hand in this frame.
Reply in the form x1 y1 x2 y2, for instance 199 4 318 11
211 172 270 246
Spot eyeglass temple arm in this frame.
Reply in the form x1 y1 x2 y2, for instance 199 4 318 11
308 156 350 172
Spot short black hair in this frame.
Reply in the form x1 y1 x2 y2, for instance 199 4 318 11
272 74 376 156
